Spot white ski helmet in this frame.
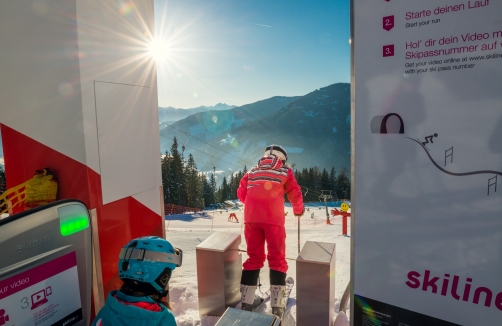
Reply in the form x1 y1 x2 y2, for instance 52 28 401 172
264 144 287 162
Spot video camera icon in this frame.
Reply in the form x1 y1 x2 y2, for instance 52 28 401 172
0 309 10 326
31 287 52 310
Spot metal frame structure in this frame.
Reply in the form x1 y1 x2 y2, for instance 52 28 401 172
196 232 242 317
350 1 356 324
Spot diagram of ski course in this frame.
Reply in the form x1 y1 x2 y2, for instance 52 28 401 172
407 137 502 177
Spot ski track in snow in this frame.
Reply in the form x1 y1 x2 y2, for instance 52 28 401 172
165 206 351 325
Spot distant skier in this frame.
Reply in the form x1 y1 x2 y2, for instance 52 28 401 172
237 144 304 318
228 213 239 223
91 236 182 326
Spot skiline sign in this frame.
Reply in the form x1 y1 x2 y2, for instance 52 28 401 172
352 0 502 325
0 252 82 326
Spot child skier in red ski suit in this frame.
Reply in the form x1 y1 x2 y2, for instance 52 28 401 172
237 144 304 317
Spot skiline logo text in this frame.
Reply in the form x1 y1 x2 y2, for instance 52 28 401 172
406 270 502 310
62 316 78 326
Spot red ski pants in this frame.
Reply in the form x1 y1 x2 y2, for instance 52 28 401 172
243 222 287 273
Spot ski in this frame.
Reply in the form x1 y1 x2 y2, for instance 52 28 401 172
253 288 271 313
257 277 294 315
234 289 269 312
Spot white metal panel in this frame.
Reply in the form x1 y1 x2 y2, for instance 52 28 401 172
75 0 158 175
196 233 242 317
0 0 86 164
95 82 155 204
297 241 336 325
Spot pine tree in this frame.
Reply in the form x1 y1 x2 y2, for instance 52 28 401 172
201 174 213 208
220 176 230 202
228 173 235 200
299 168 311 201
234 171 243 199
336 168 351 200
329 167 337 197
215 187 221 203
168 137 185 206
207 172 216 204
159 136 349 207
161 151 171 203
294 169 301 185
228 171 242 200
310 167 321 194
321 168 330 191
184 154 204 208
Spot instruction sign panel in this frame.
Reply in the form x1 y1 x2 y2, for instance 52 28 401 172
353 0 502 325
0 252 82 326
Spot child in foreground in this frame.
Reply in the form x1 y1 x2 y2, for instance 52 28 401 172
92 236 182 326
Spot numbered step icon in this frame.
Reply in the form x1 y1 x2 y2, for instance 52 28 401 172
383 15 394 31
383 45 394 57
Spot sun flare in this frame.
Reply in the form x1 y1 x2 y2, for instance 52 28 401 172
148 38 171 62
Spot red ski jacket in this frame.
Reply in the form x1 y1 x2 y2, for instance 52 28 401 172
237 155 304 226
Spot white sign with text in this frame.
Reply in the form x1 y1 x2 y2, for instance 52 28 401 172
0 252 82 326
353 0 502 325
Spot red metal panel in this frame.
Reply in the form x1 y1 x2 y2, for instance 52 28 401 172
1 124 91 212
0 124 162 298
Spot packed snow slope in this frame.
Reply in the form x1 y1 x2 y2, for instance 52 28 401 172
165 205 351 326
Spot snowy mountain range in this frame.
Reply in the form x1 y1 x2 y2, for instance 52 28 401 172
158 103 236 125
160 83 351 175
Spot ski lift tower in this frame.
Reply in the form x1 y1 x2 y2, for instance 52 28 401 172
318 190 332 224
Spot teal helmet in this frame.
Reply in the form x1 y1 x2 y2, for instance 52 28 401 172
118 236 182 296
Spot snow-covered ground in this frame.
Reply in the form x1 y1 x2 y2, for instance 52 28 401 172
165 205 351 326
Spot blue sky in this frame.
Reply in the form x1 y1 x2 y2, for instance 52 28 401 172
153 0 350 108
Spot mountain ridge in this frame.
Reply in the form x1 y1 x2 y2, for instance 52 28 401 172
160 83 350 176
158 103 236 124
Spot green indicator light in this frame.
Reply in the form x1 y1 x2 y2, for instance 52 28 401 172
60 217 89 236
58 204 90 236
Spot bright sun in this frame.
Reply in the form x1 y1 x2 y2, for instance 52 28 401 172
148 38 171 62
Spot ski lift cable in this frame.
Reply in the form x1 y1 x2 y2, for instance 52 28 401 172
160 132 322 195
160 123 333 194
159 133 243 170
160 133 241 169
160 126 334 197
160 121 255 166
